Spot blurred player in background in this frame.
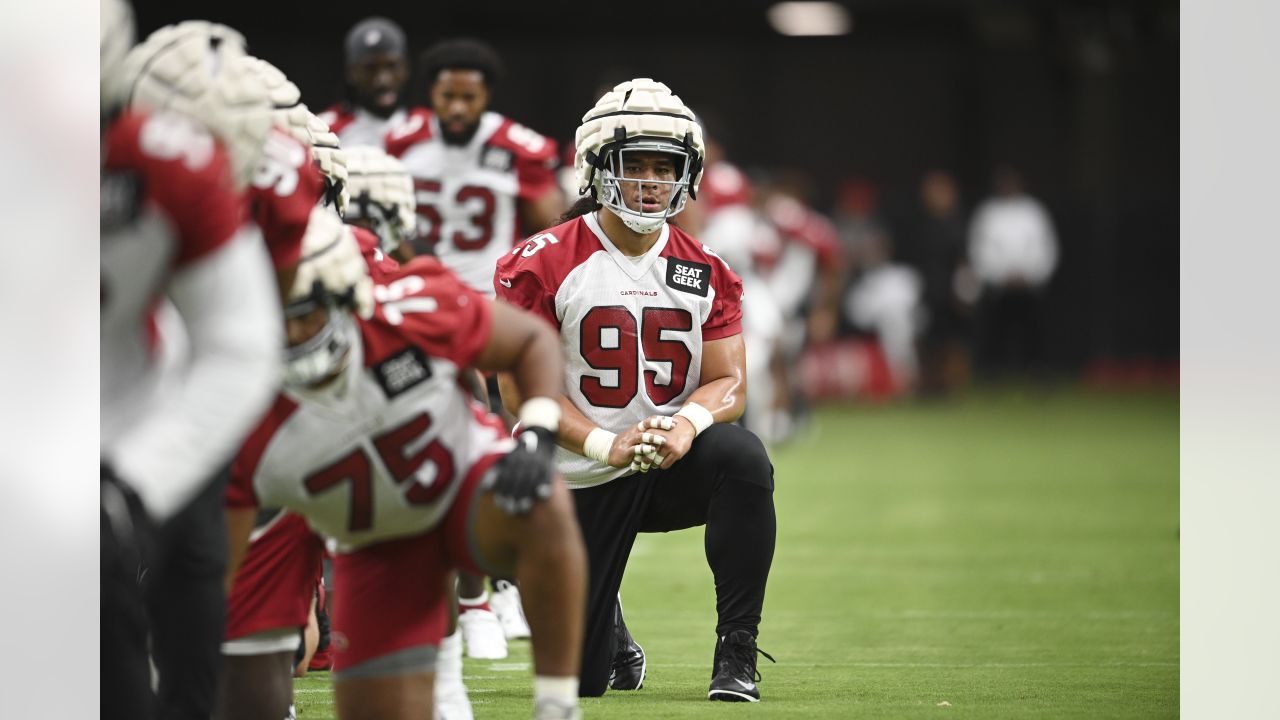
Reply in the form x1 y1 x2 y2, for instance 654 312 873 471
225 211 587 720
495 78 777 702
390 36 565 658
344 145 419 263
321 17 424 150
678 129 786 442
100 5 282 718
395 37 563 286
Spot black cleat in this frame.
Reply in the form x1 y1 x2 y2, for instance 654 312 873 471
608 601 646 691
707 630 775 702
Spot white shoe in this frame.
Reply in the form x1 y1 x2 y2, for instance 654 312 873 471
435 631 474 720
459 607 508 659
490 580 531 640
533 698 582 720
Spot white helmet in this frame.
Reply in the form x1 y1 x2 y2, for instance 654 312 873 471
235 56 349 216
120 21 272 188
284 207 374 388
100 0 135 114
343 146 417 254
237 56 303 108
575 78 705 234
272 104 349 217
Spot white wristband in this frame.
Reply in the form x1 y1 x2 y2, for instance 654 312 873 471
583 427 616 465
675 403 714 436
518 396 561 432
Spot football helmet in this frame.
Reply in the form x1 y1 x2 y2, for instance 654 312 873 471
120 21 272 188
575 78 704 234
342 146 416 254
100 0 135 114
236 56 350 217
273 104 349 217
284 207 373 388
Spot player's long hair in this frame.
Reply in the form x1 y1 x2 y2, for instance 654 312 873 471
559 195 602 223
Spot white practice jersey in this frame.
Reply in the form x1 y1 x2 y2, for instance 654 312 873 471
387 110 558 296
319 105 412 151
495 213 743 488
228 258 513 552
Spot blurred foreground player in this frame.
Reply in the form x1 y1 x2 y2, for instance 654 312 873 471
225 214 587 719
100 3 281 718
495 78 776 701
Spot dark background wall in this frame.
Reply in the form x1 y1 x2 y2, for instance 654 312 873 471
132 0 1179 370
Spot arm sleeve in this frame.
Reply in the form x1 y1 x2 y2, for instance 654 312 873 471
110 226 284 522
252 135 327 270
515 142 559 201
370 259 494 370
703 259 744 341
494 262 559 328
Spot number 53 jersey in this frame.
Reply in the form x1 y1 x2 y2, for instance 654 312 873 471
495 212 743 489
226 258 513 552
388 110 559 296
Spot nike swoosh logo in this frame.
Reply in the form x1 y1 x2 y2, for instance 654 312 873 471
499 278 512 287
735 679 756 691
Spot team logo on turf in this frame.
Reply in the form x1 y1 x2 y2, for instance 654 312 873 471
665 258 711 297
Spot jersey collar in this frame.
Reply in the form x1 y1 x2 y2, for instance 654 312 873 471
584 211 670 282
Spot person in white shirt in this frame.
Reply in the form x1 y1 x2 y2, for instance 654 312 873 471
967 165 1059 379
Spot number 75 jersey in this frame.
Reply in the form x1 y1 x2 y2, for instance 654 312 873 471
494 212 743 489
226 258 513 551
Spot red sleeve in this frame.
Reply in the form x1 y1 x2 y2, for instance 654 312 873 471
225 395 299 509
351 225 401 281
318 105 355 136
494 242 559 329
105 111 245 269
704 255 744 341
362 257 494 369
490 118 559 201
385 109 434 158
702 162 753 211
251 131 325 269
805 214 842 269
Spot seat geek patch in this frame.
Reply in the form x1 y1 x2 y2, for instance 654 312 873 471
373 347 433 398
665 258 711 297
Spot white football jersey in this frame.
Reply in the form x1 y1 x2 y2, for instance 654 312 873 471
319 105 411 151
495 213 743 488
228 258 513 552
388 110 558 296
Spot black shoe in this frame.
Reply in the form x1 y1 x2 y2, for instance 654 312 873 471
707 630 775 702
608 602 646 691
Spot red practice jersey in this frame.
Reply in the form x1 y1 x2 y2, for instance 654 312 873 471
248 128 326 269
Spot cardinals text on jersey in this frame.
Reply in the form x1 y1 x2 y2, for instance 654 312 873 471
494 212 742 489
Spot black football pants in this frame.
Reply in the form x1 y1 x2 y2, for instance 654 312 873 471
145 468 231 720
570 422 776 697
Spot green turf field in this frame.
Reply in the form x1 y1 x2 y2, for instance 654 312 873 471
295 388 1179 719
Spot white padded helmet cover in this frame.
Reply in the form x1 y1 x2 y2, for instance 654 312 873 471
574 78 705 199
343 146 417 252
121 21 272 187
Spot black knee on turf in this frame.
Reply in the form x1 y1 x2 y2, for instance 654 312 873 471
698 424 774 492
